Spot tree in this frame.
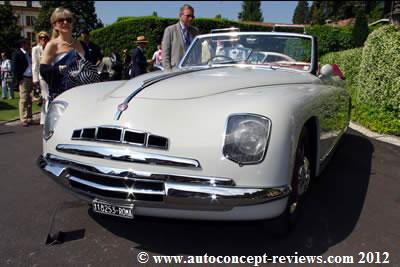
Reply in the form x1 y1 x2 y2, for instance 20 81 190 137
0 1 21 54
215 14 222 20
292 1 309 24
310 1 325 25
152 11 158 17
238 0 263 22
352 9 369 47
34 1 103 37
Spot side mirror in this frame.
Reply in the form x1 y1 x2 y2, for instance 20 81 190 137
319 64 345 80
319 64 334 79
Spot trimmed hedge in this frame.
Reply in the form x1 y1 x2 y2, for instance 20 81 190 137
91 16 357 58
320 25 400 136
305 25 354 56
357 25 400 115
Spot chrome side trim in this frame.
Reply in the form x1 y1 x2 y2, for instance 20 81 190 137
56 144 201 169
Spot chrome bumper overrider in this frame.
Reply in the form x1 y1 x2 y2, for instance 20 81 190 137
38 154 290 211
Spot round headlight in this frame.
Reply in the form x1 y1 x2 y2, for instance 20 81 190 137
234 119 268 156
44 101 68 140
223 114 271 165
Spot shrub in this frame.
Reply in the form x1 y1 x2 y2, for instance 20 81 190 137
357 25 400 116
305 25 354 56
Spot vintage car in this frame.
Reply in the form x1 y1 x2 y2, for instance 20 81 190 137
38 31 350 234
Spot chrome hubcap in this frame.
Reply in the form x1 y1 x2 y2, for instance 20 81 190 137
297 157 311 196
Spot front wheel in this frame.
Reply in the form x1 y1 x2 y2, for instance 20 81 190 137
266 127 312 237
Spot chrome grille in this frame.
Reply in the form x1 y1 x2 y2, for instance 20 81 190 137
71 126 169 150
67 167 165 201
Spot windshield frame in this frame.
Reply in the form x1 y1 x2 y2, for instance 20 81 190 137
178 31 318 75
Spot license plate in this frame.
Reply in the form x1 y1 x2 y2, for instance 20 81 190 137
92 199 134 219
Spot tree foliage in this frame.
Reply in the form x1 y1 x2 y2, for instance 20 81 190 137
34 1 103 37
292 0 309 24
0 1 21 54
352 9 369 47
238 0 263 22
310 0 325 25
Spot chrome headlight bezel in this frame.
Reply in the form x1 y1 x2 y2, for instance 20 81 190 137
43 100 68 140
223 113 272 166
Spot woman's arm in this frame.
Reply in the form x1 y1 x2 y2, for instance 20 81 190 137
41 41 57 64
40 41 62 93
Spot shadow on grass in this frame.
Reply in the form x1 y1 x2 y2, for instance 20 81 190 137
0 101 16 110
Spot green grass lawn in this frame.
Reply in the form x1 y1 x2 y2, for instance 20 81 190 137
0 93 41 122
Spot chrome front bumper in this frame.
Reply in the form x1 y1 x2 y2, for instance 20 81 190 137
38 154 290 212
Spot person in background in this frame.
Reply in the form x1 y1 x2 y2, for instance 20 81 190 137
32 31 50 124
1 52 14 99
121 48 131 79
130 35 149 78
162 4 198 70
150 44 162 67
109 48 120 66
12 39 33 126
80 29 103 67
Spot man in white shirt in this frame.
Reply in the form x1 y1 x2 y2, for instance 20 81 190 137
151 44 162 67
32 31 49 124
1 52 14 99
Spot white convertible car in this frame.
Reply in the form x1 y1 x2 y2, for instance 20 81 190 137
38 31 350 233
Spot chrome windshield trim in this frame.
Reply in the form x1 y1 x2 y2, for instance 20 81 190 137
46 154 231 185
56 144 201 169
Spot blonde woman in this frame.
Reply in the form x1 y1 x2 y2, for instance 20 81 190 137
40 7 98 97
32 31 49 124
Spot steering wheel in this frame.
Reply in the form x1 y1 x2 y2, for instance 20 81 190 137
207 55 235 65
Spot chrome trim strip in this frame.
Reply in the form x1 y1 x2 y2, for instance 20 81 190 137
56 144 201 169
69 176 165 195
47 154 232 185
114 68 227 120
38 155 291 210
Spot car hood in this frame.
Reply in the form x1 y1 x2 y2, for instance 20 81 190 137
110 66 319 100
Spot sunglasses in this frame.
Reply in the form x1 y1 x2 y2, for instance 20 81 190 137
39 36 49 40
182 14 195 19
55 17 73 24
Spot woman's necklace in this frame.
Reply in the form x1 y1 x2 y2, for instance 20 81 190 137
61 39 75 47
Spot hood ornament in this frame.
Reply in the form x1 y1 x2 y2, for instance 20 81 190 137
114 102 128 120
118 102 128 112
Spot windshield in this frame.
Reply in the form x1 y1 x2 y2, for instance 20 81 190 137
180 33 313 72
